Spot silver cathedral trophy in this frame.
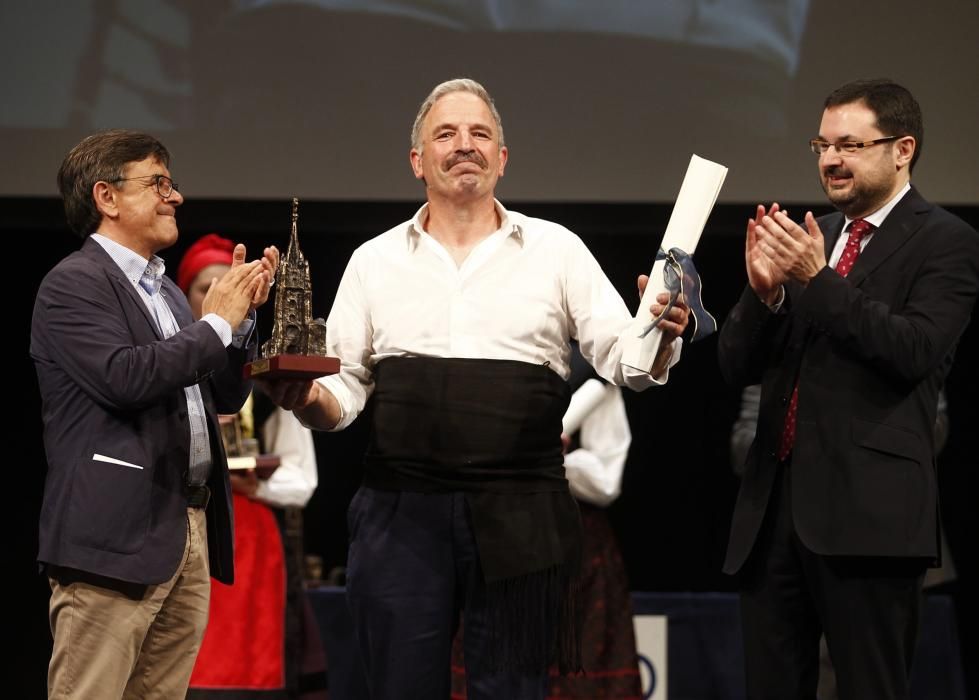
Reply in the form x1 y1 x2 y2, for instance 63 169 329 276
244 198 340 380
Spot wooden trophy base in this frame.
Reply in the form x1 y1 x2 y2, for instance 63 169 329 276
244 354 340 380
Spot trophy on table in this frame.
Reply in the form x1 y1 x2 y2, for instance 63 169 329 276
244 197 340 380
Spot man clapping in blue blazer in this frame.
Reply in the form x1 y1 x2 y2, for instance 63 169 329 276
31 129 278 700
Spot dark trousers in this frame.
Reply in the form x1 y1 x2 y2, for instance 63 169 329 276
345 487 546 700
739 464 925 700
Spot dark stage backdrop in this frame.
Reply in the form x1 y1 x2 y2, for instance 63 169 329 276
16 198 979 698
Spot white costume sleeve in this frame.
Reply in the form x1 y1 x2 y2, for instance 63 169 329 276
254 407 318 508
563 381 631 507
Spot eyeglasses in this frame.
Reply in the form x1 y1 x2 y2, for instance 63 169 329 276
111 174 178 198
809 135 900 156
638 249 683 338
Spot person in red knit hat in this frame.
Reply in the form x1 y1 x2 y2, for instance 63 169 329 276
179 234 328 700
177 233 239 298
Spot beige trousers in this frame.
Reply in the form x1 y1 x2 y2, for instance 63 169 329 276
48 508 211 699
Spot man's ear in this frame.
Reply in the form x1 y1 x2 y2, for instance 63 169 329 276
894 135 915 170
410 148 425 181
93 181 119 220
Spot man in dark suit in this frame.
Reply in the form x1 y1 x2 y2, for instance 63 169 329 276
718 79 979 699
31 129 277 699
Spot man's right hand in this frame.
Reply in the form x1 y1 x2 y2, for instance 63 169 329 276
255 378 343 431
746 203 788 305
200 251 265 328
256 377 319 411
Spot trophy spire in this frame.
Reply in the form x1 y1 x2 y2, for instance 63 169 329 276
290 197 299 251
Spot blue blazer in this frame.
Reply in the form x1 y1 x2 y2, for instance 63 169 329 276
31 237 254 585
719 187 979 574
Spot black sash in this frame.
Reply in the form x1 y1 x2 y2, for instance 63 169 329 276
566 340 603 453
364 356 582 672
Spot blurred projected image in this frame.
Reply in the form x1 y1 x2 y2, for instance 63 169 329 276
240 0 808 74
4 0 810 200
5 0 809 127
2 2 195 131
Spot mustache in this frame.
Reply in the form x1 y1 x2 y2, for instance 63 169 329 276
444 150 487 171
823 165 852 178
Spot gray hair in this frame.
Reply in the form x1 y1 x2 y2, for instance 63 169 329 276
410 78 505 153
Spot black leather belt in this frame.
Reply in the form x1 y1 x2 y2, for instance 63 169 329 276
187 483 210 509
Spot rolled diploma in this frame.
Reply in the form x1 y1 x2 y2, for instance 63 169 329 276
621 154 728 372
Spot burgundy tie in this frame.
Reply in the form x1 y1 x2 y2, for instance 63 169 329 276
776 219 873 461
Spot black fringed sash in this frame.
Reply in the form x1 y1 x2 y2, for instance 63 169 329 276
363 356 583 672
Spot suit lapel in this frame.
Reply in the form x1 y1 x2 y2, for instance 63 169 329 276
161 277 193 329
82 237 164 340
822 211 845 261
847 187 930 287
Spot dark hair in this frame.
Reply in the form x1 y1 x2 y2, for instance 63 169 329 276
824 79 923 172
57 129 170 237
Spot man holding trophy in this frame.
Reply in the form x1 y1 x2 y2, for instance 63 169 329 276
260 77 689 698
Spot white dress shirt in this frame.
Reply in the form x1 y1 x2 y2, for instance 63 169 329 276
319 200 679 430
828 182 910 268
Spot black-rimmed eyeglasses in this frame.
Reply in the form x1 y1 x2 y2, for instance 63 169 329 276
111 174 178 198
809 135 900 156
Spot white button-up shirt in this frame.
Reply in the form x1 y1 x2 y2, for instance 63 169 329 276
320 200 679 430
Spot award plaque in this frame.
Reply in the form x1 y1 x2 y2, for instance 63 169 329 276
244 198 341 380
227 454 282 480
219 413 281 479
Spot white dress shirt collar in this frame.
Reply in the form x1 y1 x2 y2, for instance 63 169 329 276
844 182 911 231
406 199 523 251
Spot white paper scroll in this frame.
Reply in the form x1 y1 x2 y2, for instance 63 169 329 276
562 378 608 436
621 154 728 372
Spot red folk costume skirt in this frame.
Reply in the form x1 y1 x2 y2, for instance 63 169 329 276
189 492 288 695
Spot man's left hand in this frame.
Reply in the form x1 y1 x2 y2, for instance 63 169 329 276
754 210 827 284
250 245 279 309
649 291 689 342
639 275 689 377
231 243 279 310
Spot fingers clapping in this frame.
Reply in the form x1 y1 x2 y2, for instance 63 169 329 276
746 204 827 296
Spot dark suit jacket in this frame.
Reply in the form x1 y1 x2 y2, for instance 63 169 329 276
31 237 255 585
719 187 979 575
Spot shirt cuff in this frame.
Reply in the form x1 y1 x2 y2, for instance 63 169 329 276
232 314 256 349
649 337 684 385
203 312 255 348
766 285 786 312
202 313 232 347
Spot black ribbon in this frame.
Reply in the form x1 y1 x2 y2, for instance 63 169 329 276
638 247 716 342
